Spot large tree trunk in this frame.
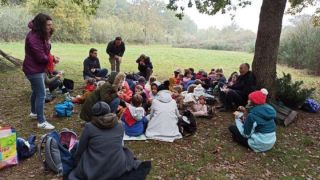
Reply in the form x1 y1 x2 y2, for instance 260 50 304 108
252 0 287 96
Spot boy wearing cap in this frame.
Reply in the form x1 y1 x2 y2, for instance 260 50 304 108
228 89 277 152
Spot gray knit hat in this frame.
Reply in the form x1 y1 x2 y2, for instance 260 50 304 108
91 101 111 116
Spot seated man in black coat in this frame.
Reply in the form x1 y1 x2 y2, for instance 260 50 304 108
83 48 108 81
136 54 153 81
219 63 256 111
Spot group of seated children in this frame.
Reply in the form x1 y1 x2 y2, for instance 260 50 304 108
75 64 276 173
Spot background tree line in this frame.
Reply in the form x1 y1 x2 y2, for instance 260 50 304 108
0 0 319 76
0 0 255 51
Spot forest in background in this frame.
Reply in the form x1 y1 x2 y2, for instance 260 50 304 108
0 0 319 74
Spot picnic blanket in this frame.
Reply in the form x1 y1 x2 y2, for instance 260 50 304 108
123 134 147 141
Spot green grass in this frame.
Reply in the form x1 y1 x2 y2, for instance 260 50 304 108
2 42 319 100
0 42 319 179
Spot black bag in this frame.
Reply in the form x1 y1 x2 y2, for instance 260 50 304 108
63 78 74 91
178 110 197 136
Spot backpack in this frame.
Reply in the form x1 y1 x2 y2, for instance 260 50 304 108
63 78 74 92
301 98 320 113
39 128 78 176
177 110 197 136
16 135 37 160
54 101 74 117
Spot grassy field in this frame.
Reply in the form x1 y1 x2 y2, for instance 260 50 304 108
0 42 319 179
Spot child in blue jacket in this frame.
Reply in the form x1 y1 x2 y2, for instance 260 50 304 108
121 94 148 136
229 88 277 152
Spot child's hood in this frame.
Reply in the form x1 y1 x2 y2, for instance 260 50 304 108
128 104 145 121
250 104 276 121
157 90 173 103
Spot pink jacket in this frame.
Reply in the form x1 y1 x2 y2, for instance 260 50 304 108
192 103 208 116
119 81 132 103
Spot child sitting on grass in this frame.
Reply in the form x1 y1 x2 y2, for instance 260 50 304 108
191 95 213 118
72 78 96 104
228 89 277 152
171 85 183 112
145 76 159 92
183 69 193 90
118 81 133 103
191 84 213 118
135 84 148 110
121 94 148 137
149 83 159 101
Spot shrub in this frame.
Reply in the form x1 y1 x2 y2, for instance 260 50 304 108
27 0 90 43
275 73 315 108
0 6 31 41
278 16 320 75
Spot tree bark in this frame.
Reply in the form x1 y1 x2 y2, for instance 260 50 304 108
252 0 287 96
316 48 320 76
0 49 23 67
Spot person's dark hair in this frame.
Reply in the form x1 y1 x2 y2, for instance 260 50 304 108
132 94 143 107
184 69 191 77
138 76 146 84
228 71 239 82
89 48 97 54
139 54 146 60
244 63 250 70
195 79 202 85
158 80 170 92
187 84 197 93
115 36 122 41
189 68 194 73
149 76 156 83
32 13 53 40
151 83 158 89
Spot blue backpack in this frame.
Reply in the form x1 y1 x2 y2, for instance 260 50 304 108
54 101 74 117
39 128 78 176
302 98 320 113
16 135 37 160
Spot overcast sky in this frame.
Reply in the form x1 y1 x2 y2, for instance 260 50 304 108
181 0 316 32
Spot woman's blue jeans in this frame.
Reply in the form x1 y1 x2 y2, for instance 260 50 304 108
26 73 46 123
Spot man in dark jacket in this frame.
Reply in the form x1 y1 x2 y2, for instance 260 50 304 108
219 63 257 111
136 54 153 81
83 48 108 81
106 37 125 72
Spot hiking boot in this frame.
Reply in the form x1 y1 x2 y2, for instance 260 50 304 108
37 121 55 130
29 112 37 119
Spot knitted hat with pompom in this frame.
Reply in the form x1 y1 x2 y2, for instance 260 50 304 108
248 88 268 105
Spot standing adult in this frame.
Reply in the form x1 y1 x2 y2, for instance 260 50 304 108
106 37 125 72
136 54 153 81
83 48 108 81
23 13 56 129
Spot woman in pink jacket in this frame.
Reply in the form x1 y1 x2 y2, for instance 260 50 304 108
23 13 57 129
